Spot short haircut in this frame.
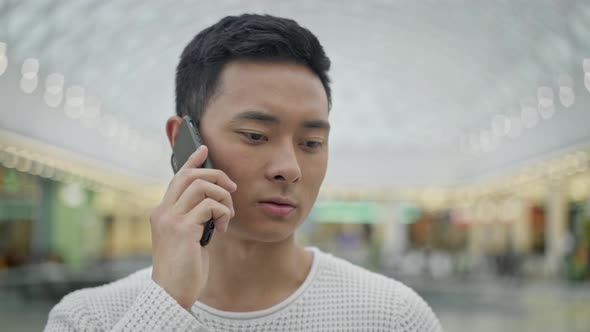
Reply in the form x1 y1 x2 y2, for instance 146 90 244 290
175 14 332 123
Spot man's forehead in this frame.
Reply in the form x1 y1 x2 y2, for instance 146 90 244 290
208 61 329 122
218 61 327 101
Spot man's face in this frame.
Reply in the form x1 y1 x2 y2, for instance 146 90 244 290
200 61 330 243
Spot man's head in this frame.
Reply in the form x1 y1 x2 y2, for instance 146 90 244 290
175 14 332 122
168 14 332 243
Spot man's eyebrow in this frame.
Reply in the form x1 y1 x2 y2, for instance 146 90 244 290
303 119 330 130
231 109 330 130
231 110 279 124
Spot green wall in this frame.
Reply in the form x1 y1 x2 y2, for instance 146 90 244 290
49 182 101 270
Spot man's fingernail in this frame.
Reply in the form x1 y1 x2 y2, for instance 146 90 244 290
192 146 203 156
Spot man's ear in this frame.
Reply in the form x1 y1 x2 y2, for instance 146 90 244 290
166 116 183 148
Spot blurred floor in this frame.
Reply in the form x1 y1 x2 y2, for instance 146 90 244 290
1 276 588 331
406 278 590 332
0 291 54 332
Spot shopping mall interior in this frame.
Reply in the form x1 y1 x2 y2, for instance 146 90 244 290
1 1 590 331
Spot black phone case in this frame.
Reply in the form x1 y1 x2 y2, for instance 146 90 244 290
171 116 212 172
171 116 215 246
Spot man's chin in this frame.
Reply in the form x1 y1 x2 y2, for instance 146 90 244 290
227 221 298 244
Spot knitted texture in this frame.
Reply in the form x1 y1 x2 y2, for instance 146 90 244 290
45 248 443 331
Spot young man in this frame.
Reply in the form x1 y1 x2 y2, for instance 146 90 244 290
45 14 442 331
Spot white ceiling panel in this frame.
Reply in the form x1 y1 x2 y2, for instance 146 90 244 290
1 0 589 187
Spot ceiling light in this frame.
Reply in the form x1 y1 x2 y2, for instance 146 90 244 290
0 55 6 76
20 76 38 94
537 87 555 119
538 104 555 120
537 86 554 108
0 42 7 76
44 90 63 108
491 114 511 137
559 86 575 108
65 86 85 119
558 74 575 108
21 58 39 79
46 73 65 94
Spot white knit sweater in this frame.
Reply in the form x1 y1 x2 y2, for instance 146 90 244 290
44 247 443 331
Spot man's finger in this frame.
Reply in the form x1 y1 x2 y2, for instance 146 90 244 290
185 198 232 233
174 179 234 216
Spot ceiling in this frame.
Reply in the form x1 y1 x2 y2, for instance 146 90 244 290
1 0 589 188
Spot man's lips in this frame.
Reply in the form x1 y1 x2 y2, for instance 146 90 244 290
259 197 297 207
258 198 297 217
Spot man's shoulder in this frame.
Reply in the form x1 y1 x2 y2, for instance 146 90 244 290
312 249 442 330
315 249 402 291
314 249 433 309
49 267 153 326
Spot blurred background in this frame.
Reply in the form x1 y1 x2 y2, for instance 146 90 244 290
1 0 590 331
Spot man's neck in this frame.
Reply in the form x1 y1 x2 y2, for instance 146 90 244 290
197 234 313 312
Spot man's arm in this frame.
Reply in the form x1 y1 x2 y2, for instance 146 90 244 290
393 283 444 332
44 279 210 332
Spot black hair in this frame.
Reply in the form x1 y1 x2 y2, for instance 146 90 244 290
175 14 332 122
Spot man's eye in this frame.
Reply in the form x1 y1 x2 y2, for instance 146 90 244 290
241 132 267 142
303 141 323 149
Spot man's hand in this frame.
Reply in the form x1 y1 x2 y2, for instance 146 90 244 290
150 145 236 309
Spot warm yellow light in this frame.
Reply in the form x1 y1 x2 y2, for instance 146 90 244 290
569 174 590 201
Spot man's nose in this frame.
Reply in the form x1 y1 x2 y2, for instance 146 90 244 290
265 143 302 184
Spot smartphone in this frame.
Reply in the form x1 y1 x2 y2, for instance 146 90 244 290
171 115 215 246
